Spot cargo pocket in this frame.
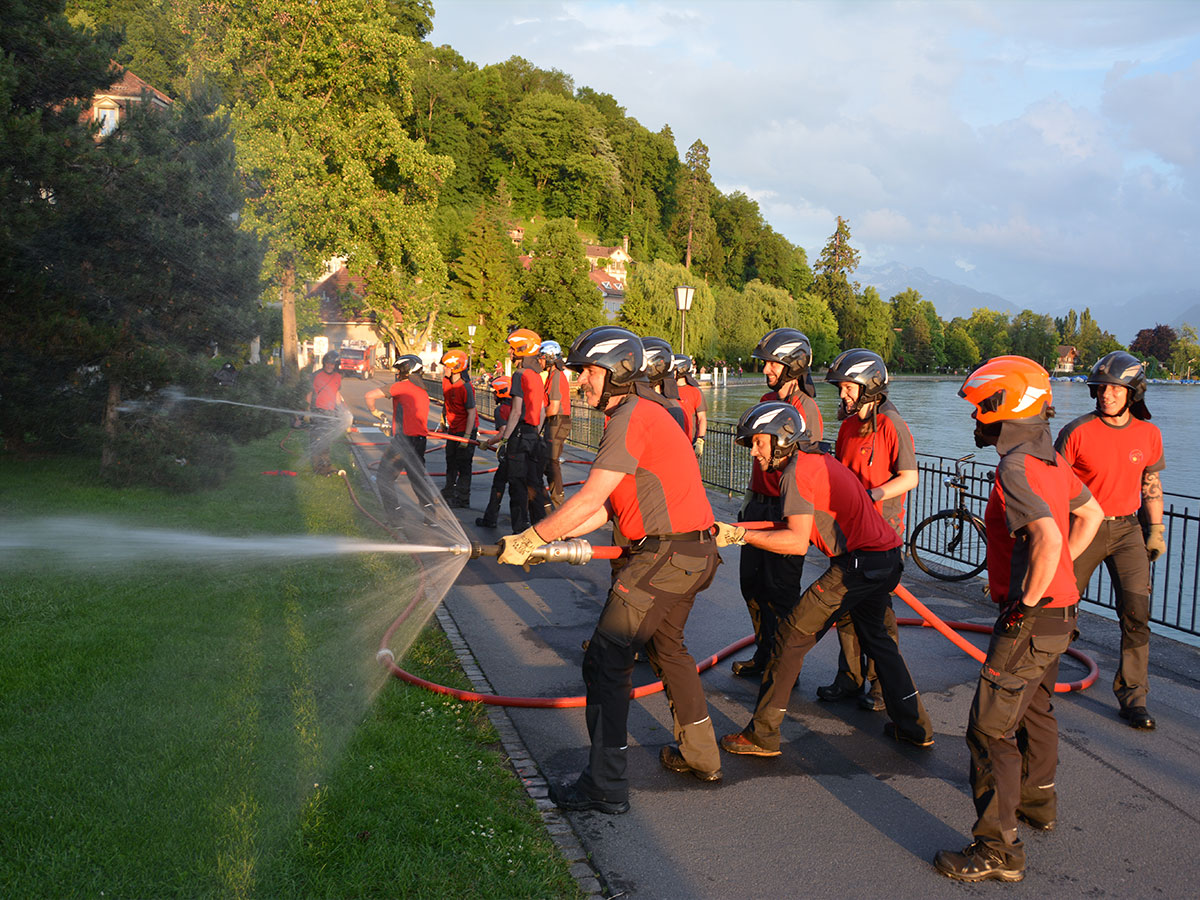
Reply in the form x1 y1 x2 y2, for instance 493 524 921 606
597 580 656 647
648 552 711 595
973 664 1029 740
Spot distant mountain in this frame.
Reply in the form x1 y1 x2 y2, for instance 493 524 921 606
1094 291 1200 343
856 262 1020 323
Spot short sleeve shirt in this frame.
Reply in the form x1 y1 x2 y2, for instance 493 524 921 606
779 452 902 557
748 389 825 496
512 361 545 428
593 395 714 540
835 399 917 537
1055 413 1164 517
389 379 430 437
984 451 1092 608
442 377 476 434
676 383 707 442
311 369 342 411
546 369 571 417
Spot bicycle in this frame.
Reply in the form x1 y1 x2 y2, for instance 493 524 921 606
907 454 989 581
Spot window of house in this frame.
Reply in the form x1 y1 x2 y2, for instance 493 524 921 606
96 105 119 137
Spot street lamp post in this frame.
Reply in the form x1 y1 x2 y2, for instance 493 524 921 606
673 285 695 356
467 324 477 374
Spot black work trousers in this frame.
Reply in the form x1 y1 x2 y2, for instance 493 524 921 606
577 537 721 803
1073 515 1152 709
966 606 1075 867
505 422 550 532
744 548 932 751
377 433 440 523
478 445 509 527
542 414 572 508
828 604 900 695
442 430 475 505
738 493 805 669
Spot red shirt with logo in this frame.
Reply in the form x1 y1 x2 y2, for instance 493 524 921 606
441 376 476 434
592 395 714 541
779 451 901 557
389 378 430 437
512 361 545 428
835 399 917 537
311 369 342 411
544 368 571 417
985 451 1092 608
677 383 707 442
748 389 824 497
1054 413 1164 516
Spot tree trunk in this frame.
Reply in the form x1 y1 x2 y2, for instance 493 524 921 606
100 378 121 472
281 264 299 384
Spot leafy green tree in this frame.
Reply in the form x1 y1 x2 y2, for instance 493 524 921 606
1169 323 1200 379
1130 324 1177 364
197 0 452 381
858 286 896 361
751 226 813 299
713 191 763 288
944 324 980 371
618 260 716 359
1008 310 1059 369
811 216 861 350
966 308 1011 360
794 291 840 368
520 217 603 341
710 284 763 365
668 139 719 273
1071 307 1123 370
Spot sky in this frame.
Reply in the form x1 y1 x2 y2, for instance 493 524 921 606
428 0 1200 335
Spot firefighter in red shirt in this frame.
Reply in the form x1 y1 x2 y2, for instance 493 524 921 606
476 375 513 528
1055 351 1166 730
365 355 440 528
538 340 572 509
818 349 917 711
715 401 934 759
483 329 551 530
439 349 477 510
730 328 825 679
304 350 346 475
673 353 707 457
934 356 1102 884
497 326 722 814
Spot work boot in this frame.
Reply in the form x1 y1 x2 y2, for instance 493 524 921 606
933 841 1024 883
719 732 780 757
659 745 722 783
730 658 765 679
817 682 863 703
859 683 886 711
883 721 934 748
547 781 629 815
1016 810 1057 831
1119 705 1156 730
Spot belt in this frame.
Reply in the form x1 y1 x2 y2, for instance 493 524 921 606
1103 513 1137 521
1031 603 1078 619
632 530 711 550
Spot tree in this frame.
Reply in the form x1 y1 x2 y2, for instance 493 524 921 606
966 308 1011 360
619 260 716 359
668 139 718 273
1130 324 1177 364
1008 310 1059 369
858 286 896 361
1169 323 1200 379
520 217 603 341
197 0 452 381
1071 307 1123 370
794 291 840 368
811 216 861 350
944 324 980 371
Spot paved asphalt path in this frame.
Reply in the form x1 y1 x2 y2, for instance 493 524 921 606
340 375 1200 899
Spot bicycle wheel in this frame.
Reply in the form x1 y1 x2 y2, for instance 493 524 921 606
908 509 988 581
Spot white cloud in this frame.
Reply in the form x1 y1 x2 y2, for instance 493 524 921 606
956 258 977 273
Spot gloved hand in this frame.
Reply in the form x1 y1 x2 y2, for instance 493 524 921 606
712 522 747 547
693 437 705 458
498 526 547 568
371 408 387 423
995 598 1026 635
1146 523 1166 562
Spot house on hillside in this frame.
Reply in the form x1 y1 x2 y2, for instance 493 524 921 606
583 240 632 281
86 66 172 137
589 270 626 321
1054 345 1079 374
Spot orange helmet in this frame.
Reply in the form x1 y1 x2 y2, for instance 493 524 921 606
506 328 541 358
959 355 1053 424
441 349 469 374
492 375 512 400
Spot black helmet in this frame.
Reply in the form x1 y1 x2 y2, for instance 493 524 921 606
566 326 643 384
735 400 814 469
672 353 694 376
1088 350 1149 420
826 348 888 415
323 350 340 365
393 354 423 377
641 337 674 383
751 328 812 380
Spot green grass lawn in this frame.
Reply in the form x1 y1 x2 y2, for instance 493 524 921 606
0 434 579 898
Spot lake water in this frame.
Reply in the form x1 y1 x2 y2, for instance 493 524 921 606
702 376 1198 502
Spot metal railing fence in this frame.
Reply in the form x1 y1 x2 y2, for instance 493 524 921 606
466 381 1198 638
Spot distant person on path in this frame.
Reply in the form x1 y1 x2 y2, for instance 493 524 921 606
476 376 513 528
539 340 572 509
715 400 934 760
818 349 917 712
730 328 824 680
366 355 440 528
439 349 477 509
935 356 1101 884
1055 350 1166 730
305 350 345 475
483 329 551 531
497 326 723 814
673 354 708 457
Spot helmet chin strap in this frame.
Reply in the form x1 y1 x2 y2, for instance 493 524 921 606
596 372 632 411
1091 384 1131 418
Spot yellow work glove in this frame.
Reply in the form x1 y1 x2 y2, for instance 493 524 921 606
371 408 387 423
713 522 747 547
498 526 547 567
693 437 705 458
1146 523 1166 562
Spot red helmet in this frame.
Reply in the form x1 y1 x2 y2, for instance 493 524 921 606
492 375 512 400
441 349 469 374
506 328 541 358
959 356 1052 424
